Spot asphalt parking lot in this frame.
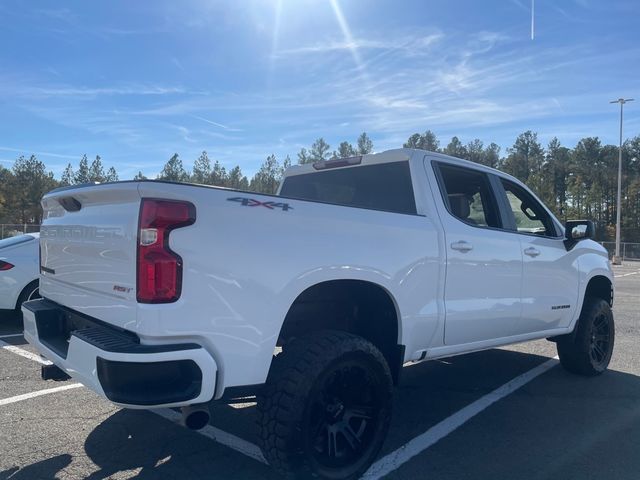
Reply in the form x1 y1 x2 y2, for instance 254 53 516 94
1 263 639 480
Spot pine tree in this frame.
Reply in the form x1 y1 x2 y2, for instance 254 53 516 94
158 153 188 182
482 143 501 168
443 136 468 159
105 166 119 182
297 148 311 165
503 131 545 191
133 171 148 181
211 160 228 186
192 151 212 184
0 166 13 222
250 155 281 194
403 130 439 151
74 154 90 184
281 155 292 173
279 155 292 181
466 139 484 164
88 155 105 183
545 138 570 217
357 132 373 154
227 166 249 191
12 155 57 223
335 142 356 158
404 133 422 149
310 138 331 162
61 163 75 186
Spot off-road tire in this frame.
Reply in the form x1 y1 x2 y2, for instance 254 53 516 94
557 298 615 376
257 330 393 479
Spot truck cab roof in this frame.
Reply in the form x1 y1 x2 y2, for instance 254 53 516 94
281 148 519 185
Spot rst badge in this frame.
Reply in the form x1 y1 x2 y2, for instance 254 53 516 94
227 197 293 211
113 285 133 294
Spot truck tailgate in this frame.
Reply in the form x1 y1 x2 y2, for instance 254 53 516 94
39 183 141 327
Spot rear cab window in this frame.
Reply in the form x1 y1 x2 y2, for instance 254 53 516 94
279 161 417 215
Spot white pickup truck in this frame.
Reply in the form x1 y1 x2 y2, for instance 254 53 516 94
24 148 614 479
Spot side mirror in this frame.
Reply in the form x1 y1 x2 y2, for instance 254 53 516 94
564 220 594 246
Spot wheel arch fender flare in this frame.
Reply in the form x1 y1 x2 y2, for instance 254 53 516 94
273 273 405 383
570 266 614 334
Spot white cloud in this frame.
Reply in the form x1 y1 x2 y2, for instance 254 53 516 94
3 21 637 178
191 115 243 132
0 146 77 160
22 85 196 98
274 33 443 58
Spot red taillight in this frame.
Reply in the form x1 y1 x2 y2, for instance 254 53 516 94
137 199 195 303
0 260 14 271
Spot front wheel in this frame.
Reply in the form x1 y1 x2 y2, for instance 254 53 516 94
557 298 615 376
257 330 393 479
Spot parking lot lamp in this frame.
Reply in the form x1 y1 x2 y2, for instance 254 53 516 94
609 98 634 265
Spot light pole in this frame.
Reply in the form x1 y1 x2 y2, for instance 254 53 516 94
609 97 634 265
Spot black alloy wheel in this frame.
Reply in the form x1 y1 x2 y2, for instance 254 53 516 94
305 361 383 471
557 297 615 376
257 330 393 480
588 310 612 368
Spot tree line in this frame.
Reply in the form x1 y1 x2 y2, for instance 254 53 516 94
1 130 639 241
409 130 640 241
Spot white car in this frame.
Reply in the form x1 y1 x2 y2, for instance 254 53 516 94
0 233 40 311
24 149 614 479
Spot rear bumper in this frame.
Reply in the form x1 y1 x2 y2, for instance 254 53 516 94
22 298 217 408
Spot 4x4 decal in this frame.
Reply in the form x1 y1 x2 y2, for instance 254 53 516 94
227 197 293 211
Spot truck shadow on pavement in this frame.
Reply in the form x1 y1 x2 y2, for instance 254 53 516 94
2 349 639 479
0 310 22 336
81 349 640 480
0 455 71 480
385 349 640 479
80 409 278 480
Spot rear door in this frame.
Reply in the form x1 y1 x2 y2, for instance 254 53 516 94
431 161 524 346
498 178 580 331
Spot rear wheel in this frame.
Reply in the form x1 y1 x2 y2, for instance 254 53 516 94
257 330 392 479
557 298 614 376
16 280 40 310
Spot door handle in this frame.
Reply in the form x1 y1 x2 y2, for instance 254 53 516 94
451 241 473 252
524 247 541 257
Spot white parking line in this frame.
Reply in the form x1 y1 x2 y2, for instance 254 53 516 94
361 357 559 479
151 409 267 464
0 339 51 365
0 330 561 476
0 384 82 407
614 270 640 278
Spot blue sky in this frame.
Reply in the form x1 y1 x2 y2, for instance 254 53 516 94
0 0 638 178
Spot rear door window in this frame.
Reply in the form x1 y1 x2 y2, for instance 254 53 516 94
434 163 501 228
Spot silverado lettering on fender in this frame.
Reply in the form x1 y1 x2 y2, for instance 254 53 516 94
23 149 614 480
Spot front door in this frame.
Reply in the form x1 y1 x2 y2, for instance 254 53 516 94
499 179 580 332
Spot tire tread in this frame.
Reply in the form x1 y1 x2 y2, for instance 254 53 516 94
257 330 392 479
557 297 614 376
